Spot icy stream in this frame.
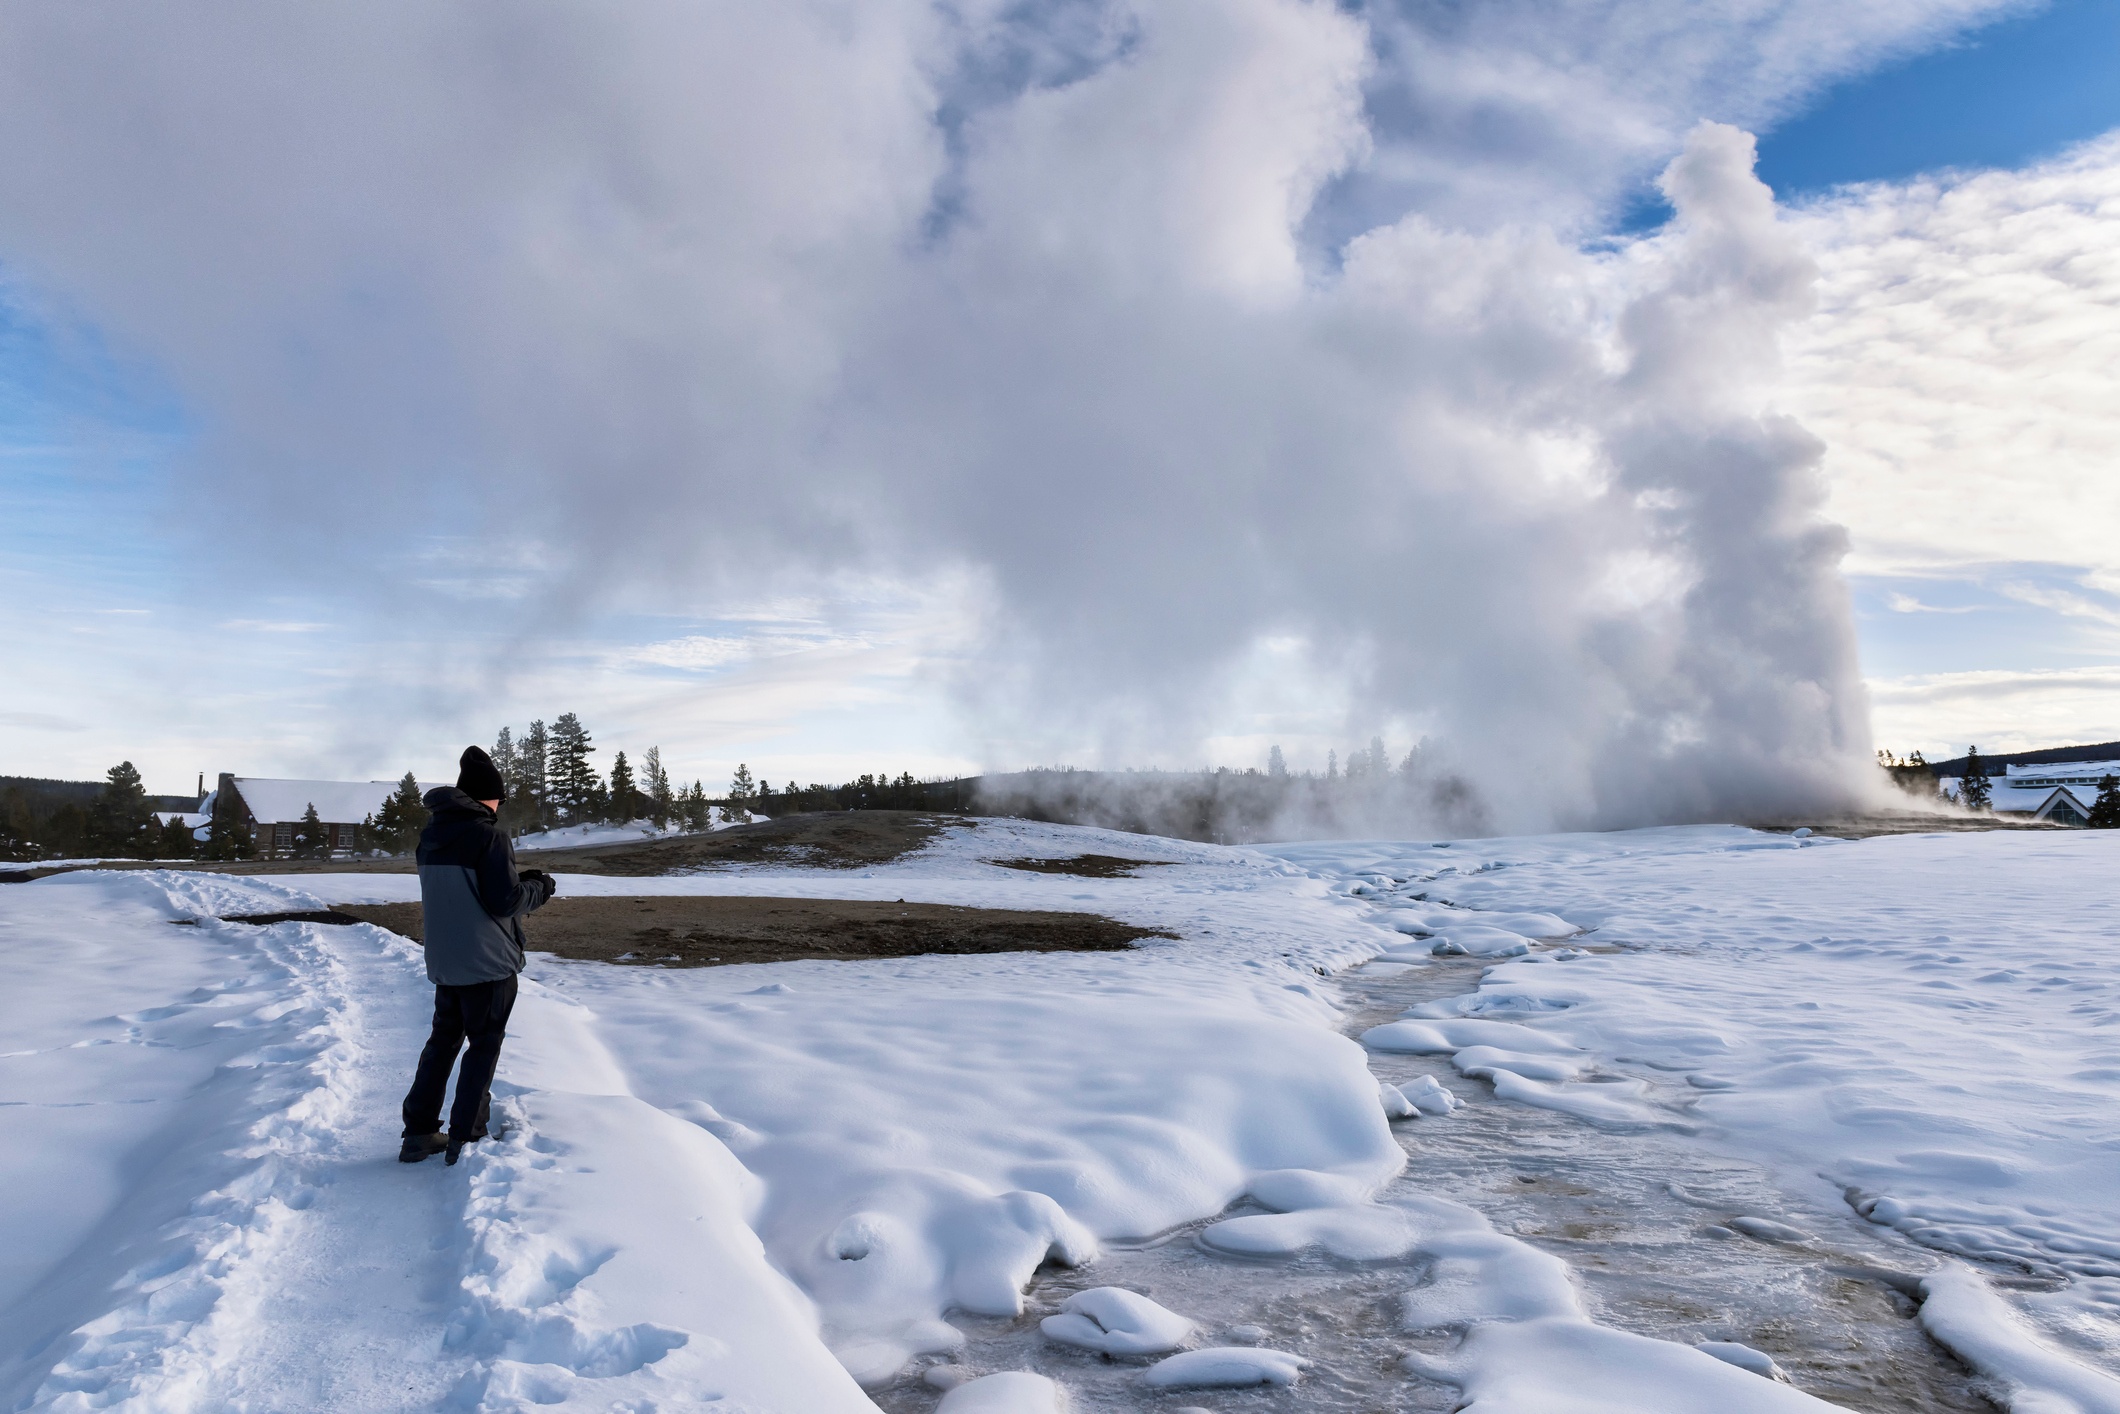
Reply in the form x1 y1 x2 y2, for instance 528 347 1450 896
872 953 1996 1414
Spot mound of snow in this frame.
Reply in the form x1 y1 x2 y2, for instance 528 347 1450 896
1040 1287 1192 1355
1142 1346 1307 1388
936 1370 1068 1412
513 819 696 850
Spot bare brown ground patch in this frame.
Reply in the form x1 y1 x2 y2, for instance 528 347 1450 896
989 854 1176 879
1749 811 2062 840
519 811 963 875
330 894 1176 967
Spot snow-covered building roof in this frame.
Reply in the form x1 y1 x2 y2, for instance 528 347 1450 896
2003 760 2120 790
229 777 446 825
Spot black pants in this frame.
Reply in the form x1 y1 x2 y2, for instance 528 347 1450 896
401 975 517 1140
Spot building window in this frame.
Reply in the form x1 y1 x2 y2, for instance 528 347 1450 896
275 823 293 849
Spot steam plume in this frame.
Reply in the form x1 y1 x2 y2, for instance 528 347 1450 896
0 0 1953 829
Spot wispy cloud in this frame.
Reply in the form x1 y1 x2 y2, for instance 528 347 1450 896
0 710 86 732
1885 592 1980 614
1871 666 2120 705
1998 580 2120 629
616 632 874 672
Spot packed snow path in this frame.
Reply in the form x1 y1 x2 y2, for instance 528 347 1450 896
176 919 477 1412
0 871 871 1413
8 821 2120 1412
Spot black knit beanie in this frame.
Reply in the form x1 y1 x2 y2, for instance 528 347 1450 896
457 746 506 803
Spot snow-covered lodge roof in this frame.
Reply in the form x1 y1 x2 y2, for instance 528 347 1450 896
228 777 446 825
2003 760 2120 789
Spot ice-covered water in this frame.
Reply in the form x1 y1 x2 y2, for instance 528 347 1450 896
874 954 1995 1413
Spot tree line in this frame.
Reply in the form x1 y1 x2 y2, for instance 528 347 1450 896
483 713 970 836
2 731 1471 863
0 764 197 862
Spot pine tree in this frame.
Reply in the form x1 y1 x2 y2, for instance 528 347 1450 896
45 803 88 859
0 786 35 861
641 747 672 827
294 802 331 859
89 761 155 856
372 772 428 854
2090 776 2120 829
204 789 254 861
1345 746 1369 782
1960 746 1991 811
1326 750 1338 782
609 751 640 823
158 813 197 860
546 713 600 821
1267 745 1287 778
521 719 551 830
729 764 755 808
493 727 531 835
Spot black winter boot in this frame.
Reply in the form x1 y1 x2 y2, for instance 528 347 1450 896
399 1132 447 1163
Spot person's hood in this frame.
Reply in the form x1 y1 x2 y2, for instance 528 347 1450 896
422 785 495 820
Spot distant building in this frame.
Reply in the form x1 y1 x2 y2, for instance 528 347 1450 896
1939 760 2120 826
209 773 446 857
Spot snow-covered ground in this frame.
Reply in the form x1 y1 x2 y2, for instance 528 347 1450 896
3 819 2118 1412
511 814 759 852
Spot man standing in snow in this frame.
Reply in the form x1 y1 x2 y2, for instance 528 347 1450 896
399 746 557 1165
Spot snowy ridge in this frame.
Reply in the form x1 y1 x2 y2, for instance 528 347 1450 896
1919 1268 2120 1414
447 991 871 1413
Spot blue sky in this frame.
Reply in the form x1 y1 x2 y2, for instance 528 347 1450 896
1755 0 2120 195
2 1 2117 796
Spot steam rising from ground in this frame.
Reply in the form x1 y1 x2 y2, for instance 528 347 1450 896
0 0 1958 830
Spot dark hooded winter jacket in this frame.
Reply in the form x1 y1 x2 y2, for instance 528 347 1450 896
416 786 551 985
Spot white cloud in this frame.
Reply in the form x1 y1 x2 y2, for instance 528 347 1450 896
1886 592 1980 614
1784 132 2120 582
1870 665 2120 756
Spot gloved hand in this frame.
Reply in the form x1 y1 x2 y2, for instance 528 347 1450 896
519 868 557 904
